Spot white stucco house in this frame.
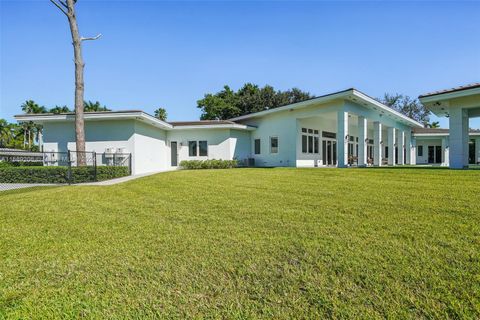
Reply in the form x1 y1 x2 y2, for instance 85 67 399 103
15 86 480 175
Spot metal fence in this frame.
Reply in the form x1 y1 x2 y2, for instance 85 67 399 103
0 148 131 186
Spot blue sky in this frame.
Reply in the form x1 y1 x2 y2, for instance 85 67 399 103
1 1 479 128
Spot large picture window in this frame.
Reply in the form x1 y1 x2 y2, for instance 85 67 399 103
188 141 197 157
301 127 320 154
199 141 208 156
254 139 261 155
188 140 208 157
270 137 278 154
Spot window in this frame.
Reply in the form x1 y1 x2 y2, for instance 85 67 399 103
418 145 423 157
188 140 208 157
302 135 307 153
188 141 197 157
314 136 319 154
270 137 278 154
322 131 336 139
301 127 320 154
254 139 261 155
199 141 208 156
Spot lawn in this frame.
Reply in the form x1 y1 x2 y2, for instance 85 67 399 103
1 168 479 319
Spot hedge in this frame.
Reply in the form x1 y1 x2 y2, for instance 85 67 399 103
0 161 44 167
179 159 238 170
0 166 130 184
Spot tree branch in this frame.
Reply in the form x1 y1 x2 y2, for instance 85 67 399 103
80 34 102 41
49 0 68 16
58 0 68 8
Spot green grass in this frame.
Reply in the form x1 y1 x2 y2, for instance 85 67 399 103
1 168 479 319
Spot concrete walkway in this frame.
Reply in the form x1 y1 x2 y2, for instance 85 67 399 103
0 183 59 192
76 169 175 186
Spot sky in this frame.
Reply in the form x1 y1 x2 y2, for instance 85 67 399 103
1 0 479 128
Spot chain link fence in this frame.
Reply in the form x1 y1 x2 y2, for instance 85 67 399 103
0 148 132 191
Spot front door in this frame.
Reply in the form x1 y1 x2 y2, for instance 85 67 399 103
435 146 442 164
171 141 178 166
428 146 435 163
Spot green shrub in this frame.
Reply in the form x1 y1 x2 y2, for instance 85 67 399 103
0 166 130 184
0 161 44 167
179 159 238 170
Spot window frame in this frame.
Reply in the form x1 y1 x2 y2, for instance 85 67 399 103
270 136 279 154
188 140 208 157
188 141 197 157
301 127 320 154
198 140 208 157
417 145 423 157
254 138 261 155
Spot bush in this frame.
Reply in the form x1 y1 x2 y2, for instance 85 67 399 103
0 166 130 184
0 161 44 167
179 159 238 170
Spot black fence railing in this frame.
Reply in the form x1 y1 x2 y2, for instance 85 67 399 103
0 149 132 185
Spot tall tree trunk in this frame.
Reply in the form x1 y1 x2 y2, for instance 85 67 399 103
66 0 86 165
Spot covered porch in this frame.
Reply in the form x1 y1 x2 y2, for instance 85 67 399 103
420 83 480 169
294 92 423 168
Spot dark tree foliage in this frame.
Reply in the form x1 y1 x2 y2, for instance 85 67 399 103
379 93 431 126
197 83 314 120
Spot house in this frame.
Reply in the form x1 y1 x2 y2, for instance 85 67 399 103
15 87 480 174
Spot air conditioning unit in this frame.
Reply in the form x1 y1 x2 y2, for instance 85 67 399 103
116 147 126 155
105 148 115 158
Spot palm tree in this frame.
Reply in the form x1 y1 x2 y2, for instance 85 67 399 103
49 105 71 114
0 119 9 147
154 107 168 121
427 121 440 128
21 100 47 114
84 101 110 112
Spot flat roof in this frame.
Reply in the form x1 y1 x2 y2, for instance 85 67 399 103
14 111 255 131
230 88 424 128
413 127 480 137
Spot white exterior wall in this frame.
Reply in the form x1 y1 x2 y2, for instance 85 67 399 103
414 137 446 165
133 121 169 174
42 120 136 154
165 128 251 166
245 112 297 167
229 129 252 161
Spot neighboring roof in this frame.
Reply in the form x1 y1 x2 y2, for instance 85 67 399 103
419 83 480 98
413 127 480 136
169 120 255 130
14 111 254 131
230 88 424 128
169 120 238 126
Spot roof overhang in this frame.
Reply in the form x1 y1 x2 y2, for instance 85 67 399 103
14 111 255 131
419 86 480 118
231 88 423 128
15 111 174 130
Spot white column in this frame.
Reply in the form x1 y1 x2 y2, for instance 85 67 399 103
373 121 382 166
410 137 417 165
387 127 396 166
358 116 367 167
337 111 349 168
441 137 448 166
449 108 469 169
397 130 405 165
405 131 412 165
